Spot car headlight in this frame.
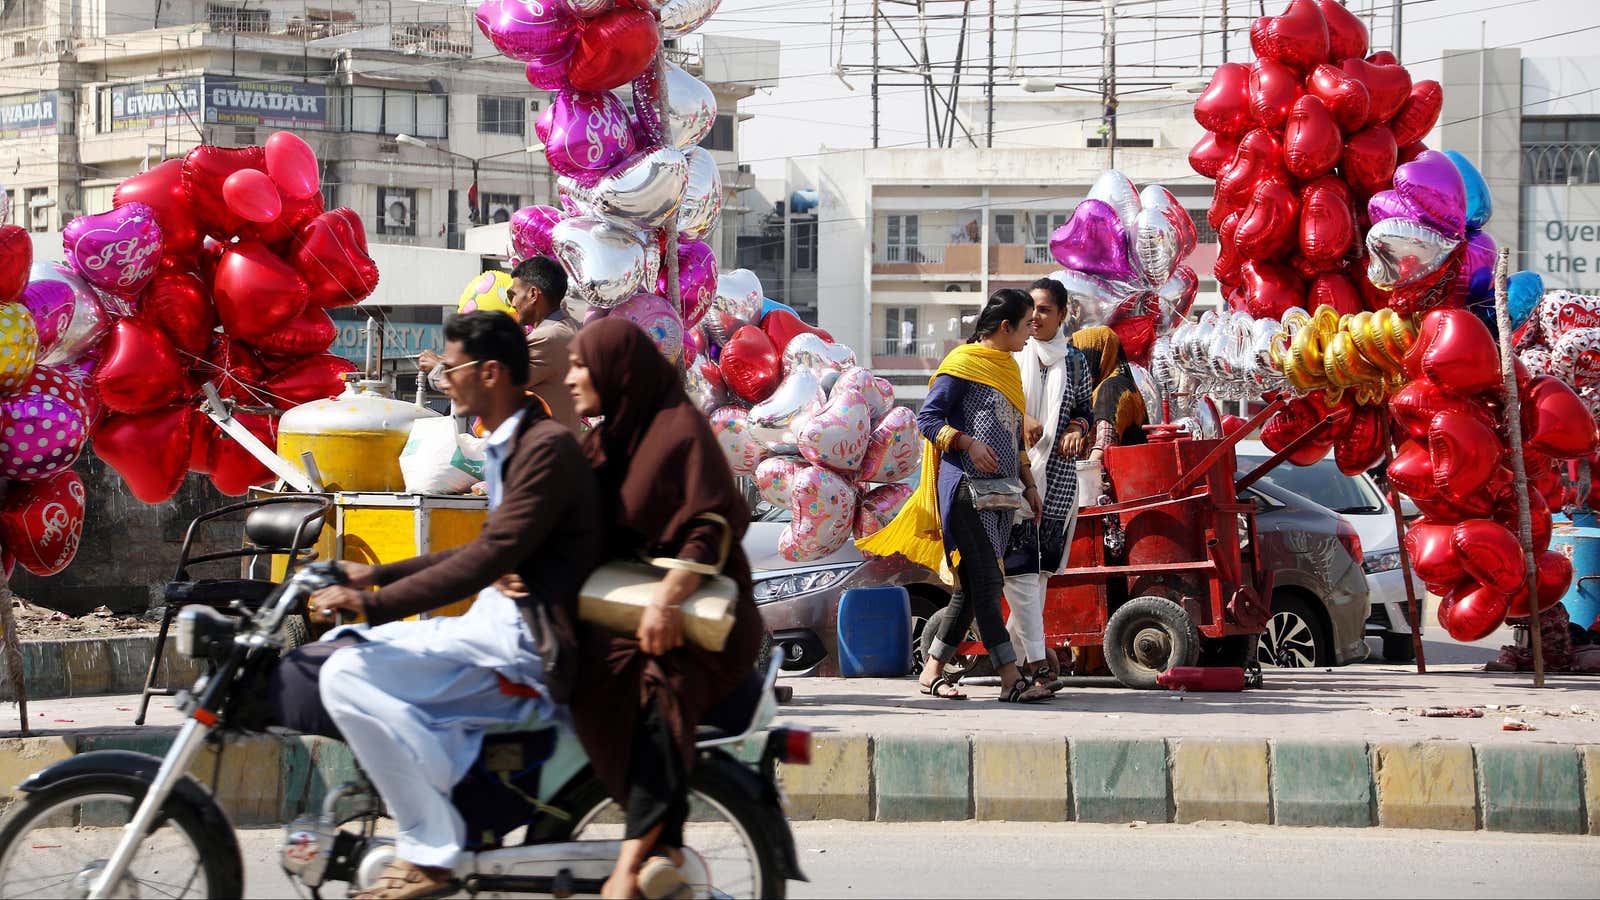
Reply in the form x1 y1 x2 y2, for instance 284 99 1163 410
752 565 858 603
1363 550 1401 574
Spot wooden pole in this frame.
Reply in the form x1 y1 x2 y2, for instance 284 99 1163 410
0 576 28 735
1492 247 1546 688
654 41 681 367
1382 437 1427 674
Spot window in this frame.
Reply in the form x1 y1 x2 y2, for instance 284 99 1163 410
23 188 48 232
1522 117 1600 184
208 3 269 32
480 192 519 225
1085 137 1155 148
792 220 815 271
477 96 525 136
885 214 918 262
993 213 1017 245
346 88 445 138
377 187 417 236
699 114 734 152
1193 216 1218 244
885 307 922 356
1030 213 1066 245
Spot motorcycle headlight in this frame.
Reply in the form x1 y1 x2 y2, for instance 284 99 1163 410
752 565 857 603
176 605 239 659
1363 550 1401 575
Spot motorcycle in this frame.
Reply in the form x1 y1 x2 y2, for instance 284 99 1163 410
0 558 810 899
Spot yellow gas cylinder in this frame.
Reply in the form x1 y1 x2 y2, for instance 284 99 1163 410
277 374 440 492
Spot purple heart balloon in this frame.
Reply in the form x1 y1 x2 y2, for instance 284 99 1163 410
1458 229 1498 304
658 238 718 328
1051 199 1135 282
20 262 107 366
510 205 564 261
61 203 163 299
475 0 576 63
524 45 574 91
1366 190 1412 226
1392 149 1467 240
536 90 636 185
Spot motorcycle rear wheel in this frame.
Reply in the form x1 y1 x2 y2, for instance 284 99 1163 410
0 775 242 899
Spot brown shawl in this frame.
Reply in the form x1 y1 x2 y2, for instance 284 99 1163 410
567 318 762 803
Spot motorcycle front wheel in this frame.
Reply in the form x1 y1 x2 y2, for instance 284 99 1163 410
0 776 242 899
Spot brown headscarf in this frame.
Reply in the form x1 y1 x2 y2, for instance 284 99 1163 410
569 317 748 561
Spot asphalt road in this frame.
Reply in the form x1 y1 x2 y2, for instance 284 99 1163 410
232 820 1599 898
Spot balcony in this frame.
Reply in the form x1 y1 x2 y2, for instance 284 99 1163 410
871 335 961 370
872 242 1060 278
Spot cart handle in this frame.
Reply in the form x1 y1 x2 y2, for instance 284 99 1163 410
1166 396 1289 499
1233 408 1351 495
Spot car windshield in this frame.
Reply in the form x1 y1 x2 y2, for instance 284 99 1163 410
1238 455 1384 515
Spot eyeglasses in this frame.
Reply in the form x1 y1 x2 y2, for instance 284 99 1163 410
438 359 481 378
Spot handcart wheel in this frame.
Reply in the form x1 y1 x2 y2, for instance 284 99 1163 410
1103 596 1201 689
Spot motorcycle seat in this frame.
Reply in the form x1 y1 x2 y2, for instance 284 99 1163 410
695 668 765 742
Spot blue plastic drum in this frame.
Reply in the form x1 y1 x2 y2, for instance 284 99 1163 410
1549 512 1600 630
836 586 912 677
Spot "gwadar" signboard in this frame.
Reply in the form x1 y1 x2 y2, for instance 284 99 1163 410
204 77 327 129
0 92 58 139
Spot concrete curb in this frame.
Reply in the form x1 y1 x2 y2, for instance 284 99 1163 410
0 636 202 702
2 730 1595 837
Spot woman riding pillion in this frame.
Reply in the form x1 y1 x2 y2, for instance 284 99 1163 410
858 288 1054 704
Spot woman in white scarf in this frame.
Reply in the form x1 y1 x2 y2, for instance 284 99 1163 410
1002 278 1094 686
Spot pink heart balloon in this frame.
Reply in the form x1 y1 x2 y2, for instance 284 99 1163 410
834 366 894 423
62 202 164 299
854 482 914 540
609 291 684 364
657 239 718 329
476 0 577 62
799 387 872 476
710 405 765 475
510 205 564 260
0 366 88 481
780 464 859 562
1050 199 1135 282
755 455 803 507
1392 149 1468 240
536 90 636 185
857 406 919 484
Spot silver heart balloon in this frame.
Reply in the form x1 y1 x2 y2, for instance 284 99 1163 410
1128 363 1162 424
589 146 689 231
1193 396 1222 440
677 146 724 241
748 367 825 452
566 0 615 15
557 176 598 217
1087 169 1142 233
821 341 857 370
643 240 662 289
781 333 857 376
699 316 733 348
551 216 648 308
819 369 841 395
1133 186 1197 288
714 268 765 324
660 0 721 36
1046 268 1137 328
1364 217 1462 291
661 63 717 149
26 261 109 367
685 354 726 414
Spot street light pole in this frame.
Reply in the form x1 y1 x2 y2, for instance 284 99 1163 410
1102 0 1117 171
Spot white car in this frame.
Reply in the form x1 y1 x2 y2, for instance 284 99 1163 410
1237 440 1422 662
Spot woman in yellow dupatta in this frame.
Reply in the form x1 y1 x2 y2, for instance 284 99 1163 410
858 288 1053 703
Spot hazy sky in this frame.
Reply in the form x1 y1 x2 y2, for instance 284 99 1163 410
700 0 1600 179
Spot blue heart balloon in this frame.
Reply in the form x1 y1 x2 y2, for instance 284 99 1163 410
760 297 799 322
1507 270 1544 331
1442 149 1493 232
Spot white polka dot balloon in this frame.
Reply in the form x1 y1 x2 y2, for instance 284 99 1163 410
0 366 88 481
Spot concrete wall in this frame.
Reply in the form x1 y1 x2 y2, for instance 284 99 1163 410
1439 47 1523 268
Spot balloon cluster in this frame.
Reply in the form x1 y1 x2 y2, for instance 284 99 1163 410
1192 0 1443 321
1047 170 1198 366
1387 309 1597 641
1513 280 1600 404
692 273 915 562
74 133 371 504
1363 149 1492 315
480 0 727 364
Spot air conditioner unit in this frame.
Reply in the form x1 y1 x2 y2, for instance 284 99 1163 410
28 205 49 230
483 196 518 225
381 190 414 231
378 136 399 154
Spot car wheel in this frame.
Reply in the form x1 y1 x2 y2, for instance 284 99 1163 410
1102 596 1201 689
1381 633 1416 663
1258 593 1331 668
916 607 994 679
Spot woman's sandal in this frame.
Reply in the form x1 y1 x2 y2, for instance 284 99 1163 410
918 672 967 700
637 853 692 900
1031 664 1059 692
1000 677 1053 703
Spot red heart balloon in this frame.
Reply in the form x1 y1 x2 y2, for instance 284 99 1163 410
293 208 380 308
567 8 658 92
1260 398 1335 465
1390 80 1443 147
1389 376 1493 439
1317 0 1369 62
761 309 832 353
1389 244 1464 316
1341 124 1398 195
1284 95 1343 180
1193 63 1256 136
0 469 84 576
240 189 326 253
1216 129 1290 211
1309 272 1363 316
1340 58 1412 126
1306 63 1372 134
196 333 268 404
1404 518 1465 589
1299 176 1356 267
1213 213 1246 286
1334 405 1385 475
720 325 782 403
1241 259 1306 320
213 241 311 341
1207 190 1237 232
1437 582 1510 642
1451 518 1527 594
1188 131 1241 179
182 145 267 239
209 411 277 496
1506 550 1572 618
1494 488 1553 554
92 404 193 503
1522 374 1600 459
1249 0 1330 73
1234 179 1301 261
92 316 188 414
143 270 216 357
245 305 338 362
263 353 357 409
1429 410 1502 501
1367 50 1399 65
1411 492 1488 525
189 408 216 474
1386 438 1439 499
1221 414 1249 436
1397 140 1429 165
0 225 31 303
114 159 203 262
1409 308 1502 396
1249 59 1305 129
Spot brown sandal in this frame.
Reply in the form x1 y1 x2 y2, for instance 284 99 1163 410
354 859 458 900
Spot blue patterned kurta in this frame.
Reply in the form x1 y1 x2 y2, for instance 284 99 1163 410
918 374 1024 560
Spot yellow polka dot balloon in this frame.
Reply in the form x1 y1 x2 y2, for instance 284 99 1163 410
0 302 39 395
456 270 516 319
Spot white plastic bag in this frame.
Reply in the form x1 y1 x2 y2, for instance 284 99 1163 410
399 416 486 494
